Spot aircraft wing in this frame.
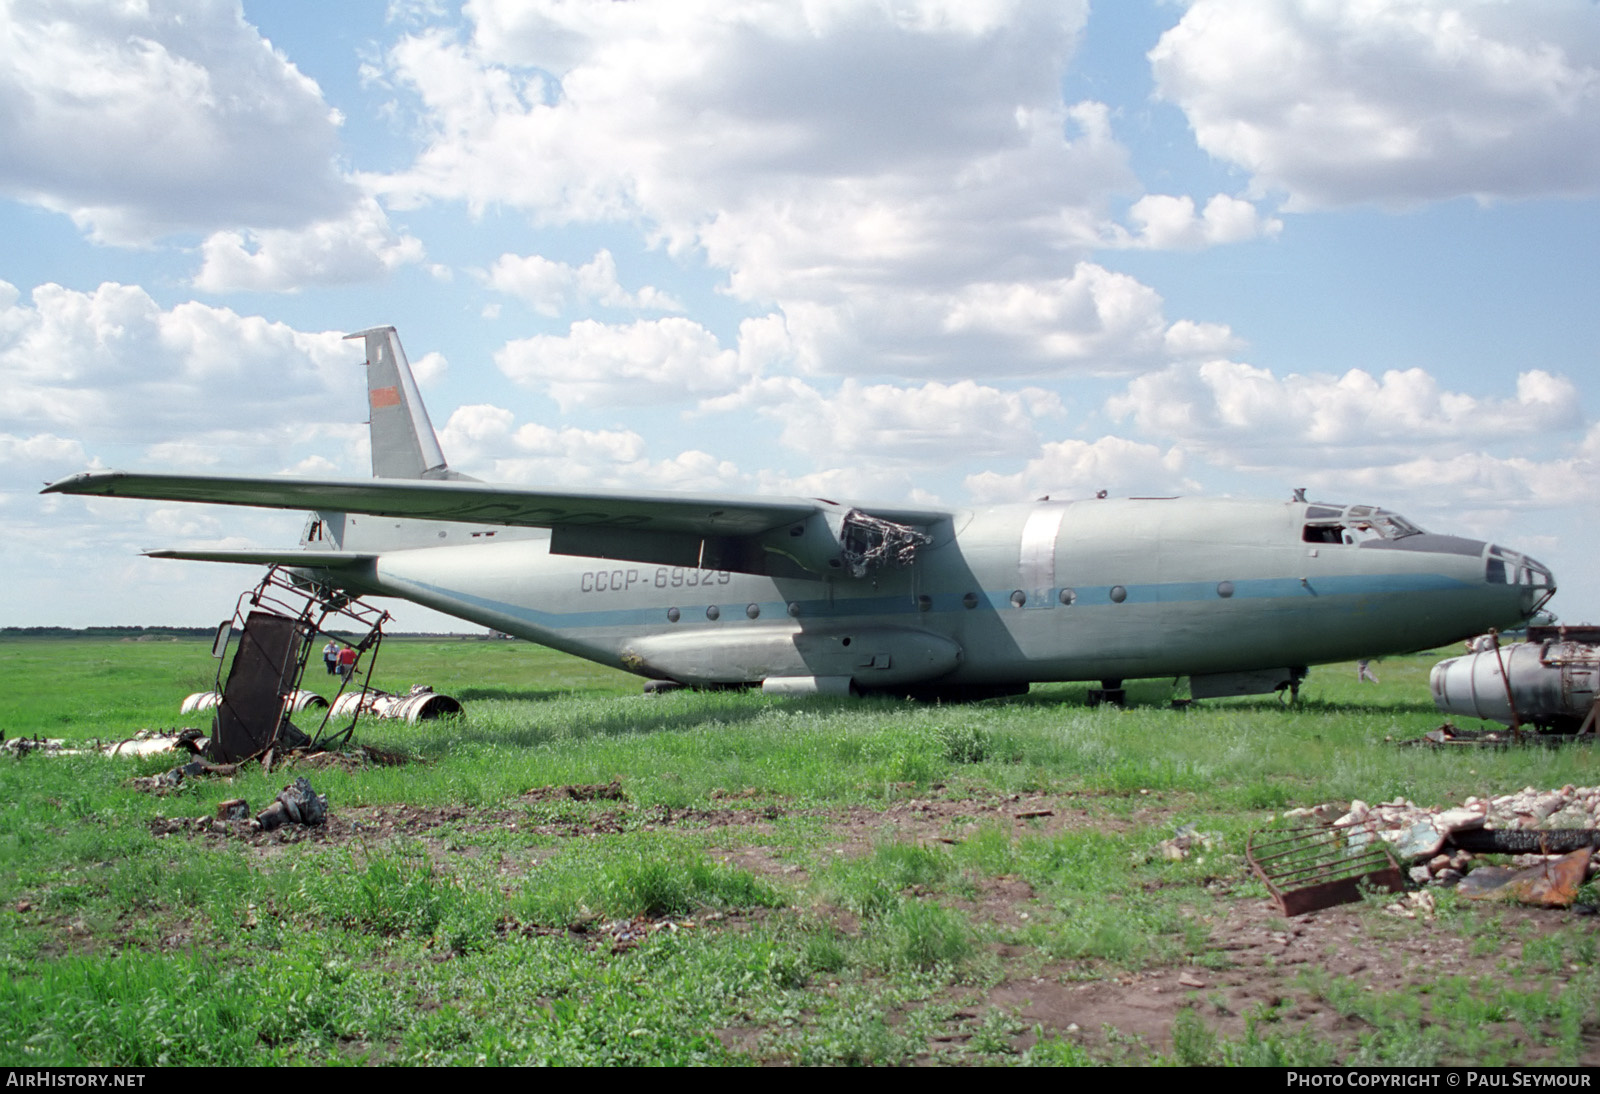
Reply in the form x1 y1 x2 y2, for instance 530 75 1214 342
44 470 953 575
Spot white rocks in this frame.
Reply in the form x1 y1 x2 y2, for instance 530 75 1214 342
1285 784 1600 888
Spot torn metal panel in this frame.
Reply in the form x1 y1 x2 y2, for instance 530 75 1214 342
840 509 931 577
1458 849 1591 907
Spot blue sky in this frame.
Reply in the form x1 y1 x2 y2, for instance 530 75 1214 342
3 0 1597 630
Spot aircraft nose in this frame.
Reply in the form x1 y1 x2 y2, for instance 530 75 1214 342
1485 544 1556 616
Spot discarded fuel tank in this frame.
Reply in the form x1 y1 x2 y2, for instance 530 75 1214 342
1431 626 1600 731
180 690 329 715
330 685 462 724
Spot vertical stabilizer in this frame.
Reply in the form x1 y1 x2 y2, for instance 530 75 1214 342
346 326 451 480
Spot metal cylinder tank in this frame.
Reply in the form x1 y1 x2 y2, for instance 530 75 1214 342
180 690 328 715
1431 641 1600 730
330 686 463 723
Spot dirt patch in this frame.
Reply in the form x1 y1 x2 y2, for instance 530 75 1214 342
825 790 1151 853
520 780 626 802
962 897 1600 1064
147 801 475 848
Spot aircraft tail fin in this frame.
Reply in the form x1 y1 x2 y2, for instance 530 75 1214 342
345 326 454 480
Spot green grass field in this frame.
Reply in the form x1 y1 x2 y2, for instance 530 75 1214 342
2 635 1598 1065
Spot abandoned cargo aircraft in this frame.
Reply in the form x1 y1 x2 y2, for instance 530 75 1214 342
44 327 1556 702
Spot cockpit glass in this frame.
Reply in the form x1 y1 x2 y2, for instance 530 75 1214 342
1301 504 1425 545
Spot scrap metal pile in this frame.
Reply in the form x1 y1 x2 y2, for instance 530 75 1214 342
1277 786 1600 908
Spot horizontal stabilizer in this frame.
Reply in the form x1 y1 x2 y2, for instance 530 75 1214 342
143 548 377 568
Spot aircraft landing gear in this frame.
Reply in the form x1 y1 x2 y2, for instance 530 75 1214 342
1087 679 1126 707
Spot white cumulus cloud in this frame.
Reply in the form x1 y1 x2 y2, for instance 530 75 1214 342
486 250 683 317
495 317 750 410
193 197 425 292
435 403 746 491
0 280 361 470
0 0 354 242
1124 194 1283 249
1150 0 1600 207
965 436 1194 502
1107 361 1583 467
371 1 1251 376
709 375 1062 466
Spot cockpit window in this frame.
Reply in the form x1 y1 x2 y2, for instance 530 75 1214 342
1485 546 1553 588
1301 504 1425 545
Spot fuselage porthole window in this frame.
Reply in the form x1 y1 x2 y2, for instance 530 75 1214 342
1109 585 1127 603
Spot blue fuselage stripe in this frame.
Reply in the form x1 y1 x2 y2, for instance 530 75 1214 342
389 571 1473 632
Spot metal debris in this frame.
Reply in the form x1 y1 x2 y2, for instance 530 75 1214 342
103 729 208 758
1246 823 1406 916
3 736 67 757
1284 786 1600 906
1431 625 1596 733
130 757 241 794
1400 721 1593 748
1457 849 1591 907
198 567 392 764
329 683 462 724
254 777 327 832
181 689 328 716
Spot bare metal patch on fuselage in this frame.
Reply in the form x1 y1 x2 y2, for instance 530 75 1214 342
1018 505 1065 610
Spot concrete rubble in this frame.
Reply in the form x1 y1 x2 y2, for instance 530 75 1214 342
1156 823 1220 861
1283 785 1600 904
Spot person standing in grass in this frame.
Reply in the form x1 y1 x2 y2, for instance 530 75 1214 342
337 644 357 682
322 639 340 675
1357 658 1379 684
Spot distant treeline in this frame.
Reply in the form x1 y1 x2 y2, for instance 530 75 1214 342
1 626 491 640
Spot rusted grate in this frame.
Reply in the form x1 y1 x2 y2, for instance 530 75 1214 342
1247 823 1405 916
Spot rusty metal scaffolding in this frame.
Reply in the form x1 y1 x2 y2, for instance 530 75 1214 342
205 567 391 762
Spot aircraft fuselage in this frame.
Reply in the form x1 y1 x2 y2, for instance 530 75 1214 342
315 495 1546 693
